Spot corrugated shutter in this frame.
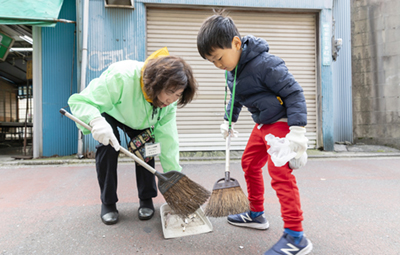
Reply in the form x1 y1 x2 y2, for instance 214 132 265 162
147 8 317 151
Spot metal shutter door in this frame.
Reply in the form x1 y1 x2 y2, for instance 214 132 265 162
147 8 317 151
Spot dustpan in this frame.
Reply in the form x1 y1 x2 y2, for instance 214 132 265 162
160 203 213 239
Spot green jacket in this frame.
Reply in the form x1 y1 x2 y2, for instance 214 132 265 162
68 60 181 172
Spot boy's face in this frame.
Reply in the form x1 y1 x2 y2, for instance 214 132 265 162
205 36 242 72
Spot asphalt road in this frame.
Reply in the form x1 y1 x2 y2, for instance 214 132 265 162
1 157 400 254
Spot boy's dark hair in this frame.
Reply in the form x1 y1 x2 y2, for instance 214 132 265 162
143 55 197 108
197 9 241 59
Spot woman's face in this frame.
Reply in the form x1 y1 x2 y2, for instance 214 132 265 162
157 88 184 108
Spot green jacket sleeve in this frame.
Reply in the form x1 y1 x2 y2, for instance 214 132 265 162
154 104 182 173
67 64 132 134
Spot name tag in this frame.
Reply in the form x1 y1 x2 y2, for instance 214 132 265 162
145 143 161 157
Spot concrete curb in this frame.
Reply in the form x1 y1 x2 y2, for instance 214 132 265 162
2 151 400 166
308 152 400 159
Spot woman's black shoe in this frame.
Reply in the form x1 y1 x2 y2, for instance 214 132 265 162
138 198 154 220
101 204 119 225
101 211 119 225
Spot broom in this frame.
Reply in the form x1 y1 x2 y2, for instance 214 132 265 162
60 108 210 217
205 134 249 217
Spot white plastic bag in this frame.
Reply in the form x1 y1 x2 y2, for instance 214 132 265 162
265 134 307 169
288 152 307 169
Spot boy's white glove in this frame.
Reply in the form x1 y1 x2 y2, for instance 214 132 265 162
90 117 120 151
220 120 239 139
286 126 308 159
265 133 308 170
289 151 308 169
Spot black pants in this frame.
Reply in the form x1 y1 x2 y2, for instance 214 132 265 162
95 113 157 206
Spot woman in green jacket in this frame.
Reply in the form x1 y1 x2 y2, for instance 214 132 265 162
68 48 197 224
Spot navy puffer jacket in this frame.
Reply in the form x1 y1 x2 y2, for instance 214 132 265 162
224 35 307 127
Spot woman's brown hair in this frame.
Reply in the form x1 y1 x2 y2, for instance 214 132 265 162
142 55 197 108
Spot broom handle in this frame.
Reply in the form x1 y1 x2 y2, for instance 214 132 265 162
60 108 157 175
225 133 231 181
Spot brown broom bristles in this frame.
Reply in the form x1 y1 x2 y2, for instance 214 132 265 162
162 175 211 218
205 186 250 217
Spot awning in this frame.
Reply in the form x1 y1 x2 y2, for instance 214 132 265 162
0 0 64 27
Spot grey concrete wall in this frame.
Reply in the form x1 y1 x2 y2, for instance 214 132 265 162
351 0 400 148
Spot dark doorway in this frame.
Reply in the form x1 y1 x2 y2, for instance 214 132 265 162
0 24 33 160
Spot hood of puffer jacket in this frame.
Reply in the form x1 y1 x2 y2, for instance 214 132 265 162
239 35 270 66
140 47 170 103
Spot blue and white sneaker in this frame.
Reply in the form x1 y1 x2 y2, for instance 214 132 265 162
264 232 313 255
227 211 269 230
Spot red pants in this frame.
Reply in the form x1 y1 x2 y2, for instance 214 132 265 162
241 122 304 231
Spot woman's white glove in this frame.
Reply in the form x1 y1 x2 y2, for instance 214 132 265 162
90 117 120 151
220 120 239 139
286 126 308 159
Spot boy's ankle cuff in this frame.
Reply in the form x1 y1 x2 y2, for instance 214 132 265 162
284 228 303 237
250 211 263 218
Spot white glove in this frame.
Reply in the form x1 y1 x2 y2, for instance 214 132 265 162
289 151 308 169
265 134 296 167
220 120 239 139
286 126 308 159
90 117 120 151
265 133 308 169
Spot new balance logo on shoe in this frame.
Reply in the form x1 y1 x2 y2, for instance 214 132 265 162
240 213 252 222
227 211 269 230
263 233 312 255
281 243 299 255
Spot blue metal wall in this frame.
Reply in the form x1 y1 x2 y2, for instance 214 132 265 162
320 8 334 151
332 0 353 142
42 0 77 156
80 0 147 154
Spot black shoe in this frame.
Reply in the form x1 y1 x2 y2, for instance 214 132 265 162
101 204 119 225
101 211 119 225
138 198 154 221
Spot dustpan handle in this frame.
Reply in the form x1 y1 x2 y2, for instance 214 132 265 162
60 108 157 175
225 134 231 181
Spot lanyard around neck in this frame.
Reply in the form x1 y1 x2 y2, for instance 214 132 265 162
224 65 238 129
143 101 162 137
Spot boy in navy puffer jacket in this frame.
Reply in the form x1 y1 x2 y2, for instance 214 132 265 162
197 10 312 255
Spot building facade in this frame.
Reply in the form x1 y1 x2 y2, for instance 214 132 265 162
29 0 352 157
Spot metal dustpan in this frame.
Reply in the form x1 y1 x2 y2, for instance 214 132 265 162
160 203 213 239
